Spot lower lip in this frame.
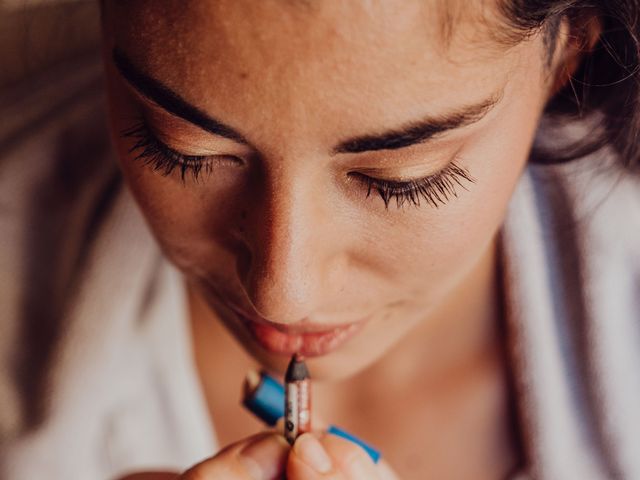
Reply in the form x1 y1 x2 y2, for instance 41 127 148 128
237 314 368 357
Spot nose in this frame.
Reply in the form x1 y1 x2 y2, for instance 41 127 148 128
236 167 340 325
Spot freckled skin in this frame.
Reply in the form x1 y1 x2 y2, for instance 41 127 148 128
101 0 559 382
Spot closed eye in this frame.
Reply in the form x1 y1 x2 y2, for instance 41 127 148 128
121 116 475 210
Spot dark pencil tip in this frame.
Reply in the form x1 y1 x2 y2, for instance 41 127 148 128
285 353 309 381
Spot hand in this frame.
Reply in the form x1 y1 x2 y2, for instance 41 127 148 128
179 428 398 480
117 429 399 479
116 430 288 480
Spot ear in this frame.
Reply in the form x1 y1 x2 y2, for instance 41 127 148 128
548 13 602 97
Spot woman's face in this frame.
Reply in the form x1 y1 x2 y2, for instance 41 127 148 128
102 0 556 380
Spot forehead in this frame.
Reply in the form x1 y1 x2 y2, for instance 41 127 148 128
107 0 511 71
104 0 536 147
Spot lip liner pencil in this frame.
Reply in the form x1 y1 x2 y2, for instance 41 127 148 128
242 369 381 463
284 353 311 445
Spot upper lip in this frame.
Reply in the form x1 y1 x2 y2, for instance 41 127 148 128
226 303 368 334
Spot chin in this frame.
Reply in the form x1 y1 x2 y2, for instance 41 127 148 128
301 351 383 382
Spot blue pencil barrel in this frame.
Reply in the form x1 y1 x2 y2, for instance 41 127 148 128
242 371 285 426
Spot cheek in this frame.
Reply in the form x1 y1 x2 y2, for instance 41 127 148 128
377 100 545 302
105 71 247 272
123 175 243 273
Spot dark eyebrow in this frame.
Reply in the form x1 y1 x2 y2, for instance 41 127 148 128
332 89 504 154
112 46 503 155
112 47 250 145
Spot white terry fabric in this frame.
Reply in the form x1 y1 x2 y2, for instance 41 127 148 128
1 56 640 479
1 189 217 479
500 142 640 479
503 115 640 479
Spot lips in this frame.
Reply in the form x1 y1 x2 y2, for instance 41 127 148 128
228 305 369 357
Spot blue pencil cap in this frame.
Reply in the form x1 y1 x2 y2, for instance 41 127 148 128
242 371 381 463
242 370 285 426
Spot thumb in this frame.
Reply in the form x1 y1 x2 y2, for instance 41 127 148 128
181 431 290 480
286 432 400 480
287 432 387 480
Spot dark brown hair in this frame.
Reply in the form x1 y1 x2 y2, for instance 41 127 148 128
501 1 640 172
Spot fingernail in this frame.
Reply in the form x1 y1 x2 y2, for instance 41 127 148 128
239 433 290 480
293 433 333 474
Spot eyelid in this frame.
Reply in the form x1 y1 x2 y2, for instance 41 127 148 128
152 129 227 157
355 164 446 182
136 108 251 159
353 146 461 180
143 123 219 158
352 166 444 186
121 78 249 148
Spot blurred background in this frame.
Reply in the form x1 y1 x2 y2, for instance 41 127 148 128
0 0 100 89
1 0 120 441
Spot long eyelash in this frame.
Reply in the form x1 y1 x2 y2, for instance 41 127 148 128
121 119 214 183
350 161 475 210
121 118 474 210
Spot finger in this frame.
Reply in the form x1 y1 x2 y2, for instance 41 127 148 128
286 432 382 480
180 431 289 480
286 433 338 479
